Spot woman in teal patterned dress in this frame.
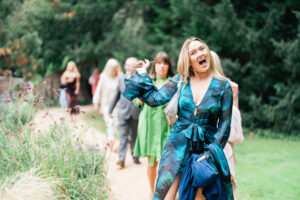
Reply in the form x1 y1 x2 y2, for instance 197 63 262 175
124 37 233 200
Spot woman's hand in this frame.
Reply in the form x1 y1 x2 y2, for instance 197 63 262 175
138 99 144 106
75 89 79 95
136 59 151 74
196 155 206 162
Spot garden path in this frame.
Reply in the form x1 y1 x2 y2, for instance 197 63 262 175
33 105 149 200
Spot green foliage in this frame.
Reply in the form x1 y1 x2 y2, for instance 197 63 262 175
0 0 299 134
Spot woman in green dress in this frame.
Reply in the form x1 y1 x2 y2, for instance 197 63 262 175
133 52 175 199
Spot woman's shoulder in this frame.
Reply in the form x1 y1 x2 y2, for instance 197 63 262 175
213 77 232 92
170 73 181 82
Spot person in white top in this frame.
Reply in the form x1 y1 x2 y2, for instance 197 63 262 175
93 58 123 149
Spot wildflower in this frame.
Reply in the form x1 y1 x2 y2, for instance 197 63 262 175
5 131 10 135
64 158 69 163
6 98 11 103
23 98 28 102
43 80 47 84
31 157 35 163
0 149 2 153
81 110 86 114
77 145 82 150
96 190 99 193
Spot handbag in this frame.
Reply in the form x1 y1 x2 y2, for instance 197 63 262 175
163 76 183 124
191 154 218 188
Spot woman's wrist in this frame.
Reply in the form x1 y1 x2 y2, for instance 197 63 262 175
136 67 147 74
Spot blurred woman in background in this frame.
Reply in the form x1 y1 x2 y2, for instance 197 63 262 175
88 68 100 97
60 61 80 114
93 58 123 150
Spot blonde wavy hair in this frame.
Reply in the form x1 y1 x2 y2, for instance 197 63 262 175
210 50 225 77
177 37 224 85
103 58 123 78
65 61 80 78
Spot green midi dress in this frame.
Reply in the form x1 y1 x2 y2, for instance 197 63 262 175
133 76 171 166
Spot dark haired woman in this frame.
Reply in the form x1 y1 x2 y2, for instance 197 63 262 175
133 52 175 199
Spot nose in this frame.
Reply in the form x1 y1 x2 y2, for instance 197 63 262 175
196 50 204 58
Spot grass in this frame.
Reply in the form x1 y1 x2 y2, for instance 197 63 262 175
0 86 109 200
84 111 107 133
235 134 300 200
84 110 120 140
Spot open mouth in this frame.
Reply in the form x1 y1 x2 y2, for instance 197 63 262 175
199 58 206 66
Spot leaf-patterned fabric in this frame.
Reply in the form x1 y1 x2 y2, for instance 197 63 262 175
124 73 234 200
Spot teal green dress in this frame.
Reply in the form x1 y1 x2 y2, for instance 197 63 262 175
124 73 234 200
133 76 171 166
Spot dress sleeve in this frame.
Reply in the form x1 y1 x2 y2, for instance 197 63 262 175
204 81 233 179
92 75 104 105
214 81 233 147
123 73 181 107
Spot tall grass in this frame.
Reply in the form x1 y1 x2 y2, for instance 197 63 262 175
0 86 109 199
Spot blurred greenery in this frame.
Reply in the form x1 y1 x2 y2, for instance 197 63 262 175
0 0 299 134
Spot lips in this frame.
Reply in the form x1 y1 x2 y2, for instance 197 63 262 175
199 58 206 66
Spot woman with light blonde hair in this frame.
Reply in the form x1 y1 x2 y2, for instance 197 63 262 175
60 61 81 114
124 37 234 199
93 58 123 149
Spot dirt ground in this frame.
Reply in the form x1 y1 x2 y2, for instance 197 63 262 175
33 105 149 200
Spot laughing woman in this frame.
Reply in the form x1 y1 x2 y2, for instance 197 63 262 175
123 37 233 200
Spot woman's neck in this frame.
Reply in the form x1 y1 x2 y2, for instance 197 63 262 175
192 71 212 80
156 74 167 80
